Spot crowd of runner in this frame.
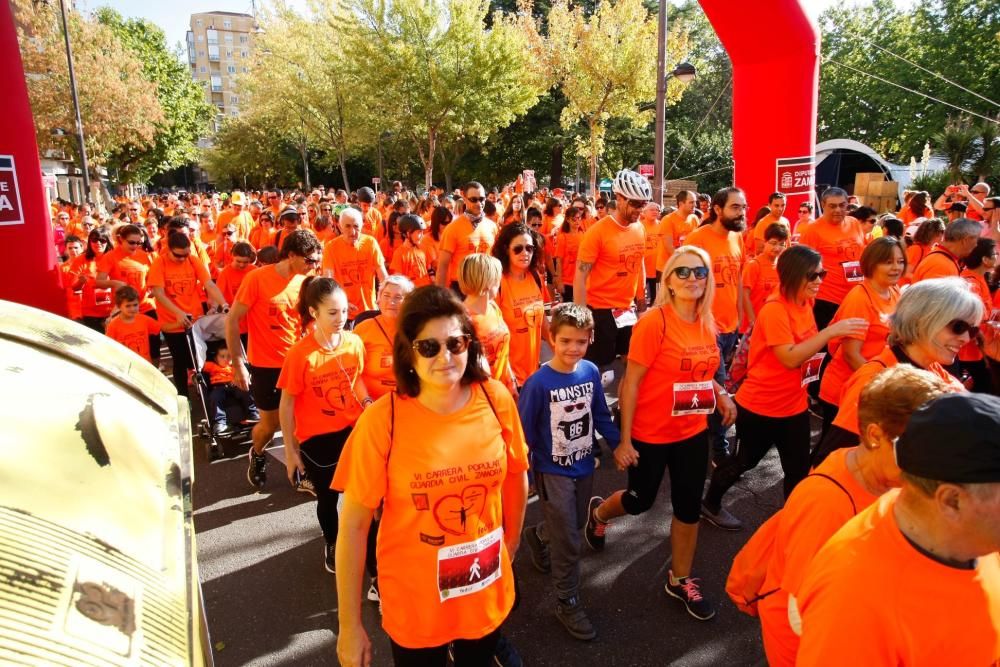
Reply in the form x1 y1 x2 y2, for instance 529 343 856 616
50 173 1000 666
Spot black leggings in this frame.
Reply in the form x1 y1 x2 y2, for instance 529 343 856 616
810 423 857 468
163 330 194 396
80 315 107 334
704 406 810 510
390 627 501 667
621 431 709 524
145 309 161 365
299 429 351 545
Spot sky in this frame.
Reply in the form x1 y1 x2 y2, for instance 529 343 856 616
76 0 915 52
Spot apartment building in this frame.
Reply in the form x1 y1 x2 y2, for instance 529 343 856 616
186 11 256 147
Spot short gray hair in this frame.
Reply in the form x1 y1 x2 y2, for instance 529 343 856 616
890 277 983 346
943 218 982 242
339 207 363 226
379 274 415 296
821 187 848 203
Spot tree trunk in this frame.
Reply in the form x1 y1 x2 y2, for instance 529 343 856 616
300 139 311 191
425 127 436 190
339 150 350 192
588 120 599 196
549 142 563 190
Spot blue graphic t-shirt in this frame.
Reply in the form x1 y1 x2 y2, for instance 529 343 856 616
517 360 620 478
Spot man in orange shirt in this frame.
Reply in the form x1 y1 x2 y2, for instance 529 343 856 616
684 186 748 461
355 187 384 241
750 192 790 255
656 190 699 274
793 393 1000 665
322 207 387 321
574 169 648 368
910 217 980 283
436 181 500 293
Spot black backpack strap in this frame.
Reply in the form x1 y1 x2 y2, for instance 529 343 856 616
374 317 392 345
807 472 858 514
480 382 501 426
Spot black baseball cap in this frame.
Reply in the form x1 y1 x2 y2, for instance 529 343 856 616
897 393 1000 483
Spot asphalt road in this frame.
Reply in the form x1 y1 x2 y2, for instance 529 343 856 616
192 420 788 667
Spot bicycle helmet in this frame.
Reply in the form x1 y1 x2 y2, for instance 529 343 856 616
612 169 653 201
397 213 426 235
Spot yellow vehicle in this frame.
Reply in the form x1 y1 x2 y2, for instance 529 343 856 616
0 300 211 666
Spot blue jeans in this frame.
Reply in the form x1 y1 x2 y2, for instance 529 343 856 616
208 383 259 431
709 331 740 456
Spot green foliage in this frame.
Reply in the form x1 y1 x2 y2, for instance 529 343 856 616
201 117 299 188
910 169 953 195
95 8 215 184
818 0 1000 163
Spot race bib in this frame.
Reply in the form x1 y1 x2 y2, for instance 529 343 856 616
841 261 863 283
612 308 637 329
801 352 826 386
437 527 503 602
672 380 716 416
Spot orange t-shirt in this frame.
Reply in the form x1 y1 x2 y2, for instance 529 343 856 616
331 380 529 649
898 206 933 224
794 490 1000 666
277 331 365 441
576 216 646 310
354 315 397 400
249 225 276 250
233 265 306 369
322 235 386 316
419 235 440 281
901 243 933 286
439 215 499 285
497 274 544 385
104 313 161 362
217 264 256 335
553 229 582 286
911 247 961 283
831 346 963 434
797 217 866 305
818 282 898 405
469 301 512 387
757 448 876 667
146 254 213 332
959 270 990 362
389 242 432 287
97 247 156 313
656 211 699 271
60 259 83 320
627 305 720 443
203 360 234 385
641 216 661 277
69 255 113 318
742 257 780 324
363 206 384 241
683 224 745 333
735 296 819 418
751 215 790 250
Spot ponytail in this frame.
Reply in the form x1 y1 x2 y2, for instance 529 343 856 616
296 276 345 335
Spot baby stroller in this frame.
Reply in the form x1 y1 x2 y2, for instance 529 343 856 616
186 313 256 460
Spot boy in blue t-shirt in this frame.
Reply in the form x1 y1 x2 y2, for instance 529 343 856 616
518 303 620 641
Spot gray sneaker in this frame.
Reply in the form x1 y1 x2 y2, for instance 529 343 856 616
700 502 743 531
556 596 597 641
522 525 550 573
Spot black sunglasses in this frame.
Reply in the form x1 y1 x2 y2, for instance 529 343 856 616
412 334 471 358
466 196 486 203
125 239 142 246
171 251 190 260
512 243 535 255
807 269 828 282
947 319 979 337
672 266 709 280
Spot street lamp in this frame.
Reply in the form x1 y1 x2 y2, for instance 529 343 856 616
652 55 698 204
57 0 91 205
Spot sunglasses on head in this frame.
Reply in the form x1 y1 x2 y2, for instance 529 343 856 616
947 319 979 337
512 243 535 255
411 334 471 358
807 269 828 282
671 266 709 280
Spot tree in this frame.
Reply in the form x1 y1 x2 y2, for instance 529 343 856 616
14 0 163 184
201 116 299 188
343 0 547 188
94 9 215 184
540 0 690 193
818 0 999 163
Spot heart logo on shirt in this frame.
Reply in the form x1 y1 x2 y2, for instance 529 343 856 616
432 484 488 536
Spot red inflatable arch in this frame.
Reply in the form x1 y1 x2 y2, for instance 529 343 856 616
699 0 819 216
0 0 819 315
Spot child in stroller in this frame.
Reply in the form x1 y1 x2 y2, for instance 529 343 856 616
202 345 259 436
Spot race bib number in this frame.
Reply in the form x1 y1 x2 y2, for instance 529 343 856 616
612 308 637 329
436 527 503 602
841 260 863 283
672 380 716 416
801 352 826 386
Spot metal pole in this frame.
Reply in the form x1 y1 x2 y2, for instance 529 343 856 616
58 0 91 204
652 0 668 206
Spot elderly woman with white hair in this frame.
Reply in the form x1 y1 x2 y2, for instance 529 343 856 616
322 207 388 321
811 276 979 466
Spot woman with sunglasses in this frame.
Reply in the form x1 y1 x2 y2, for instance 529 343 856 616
97 224 161 365
249 210 277 250
279 277 370 574
493 222 546 388
69 228 115 333
701 245 868 530
553 206 586 303
334 285 529 667
585 246 737 621
958 238 997 393
811 277 977 466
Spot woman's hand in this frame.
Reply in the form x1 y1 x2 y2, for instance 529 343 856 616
337 623 372 667
614 439 639 471
716 393 737 427
826 317 868 339
285 447 305 486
